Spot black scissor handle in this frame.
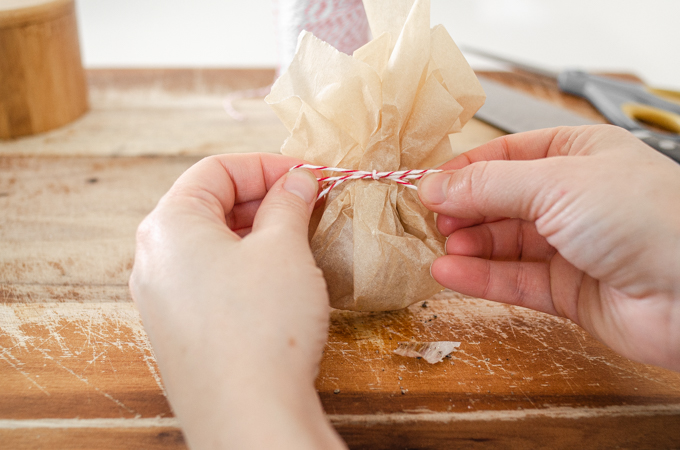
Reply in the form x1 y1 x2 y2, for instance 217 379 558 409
558 70 680 163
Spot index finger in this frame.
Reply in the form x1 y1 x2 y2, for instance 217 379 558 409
163 153 308 226
438 126 590 171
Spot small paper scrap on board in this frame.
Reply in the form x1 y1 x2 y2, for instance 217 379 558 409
394 341 461 364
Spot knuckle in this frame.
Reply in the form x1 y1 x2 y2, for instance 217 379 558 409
482 226 495 259
258 201 308 237
129 213 164 299
134 212 162 253
480 259 493 300
135 216 153 245
274 194 310 218
496 135 513 160
461 161 491 213
512 264 529 307
516 220 526 260
198 154 222 168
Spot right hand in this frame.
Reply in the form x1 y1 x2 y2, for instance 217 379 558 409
418 125 680 372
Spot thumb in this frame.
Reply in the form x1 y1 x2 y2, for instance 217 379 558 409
251 168 319 242
418 159 561 222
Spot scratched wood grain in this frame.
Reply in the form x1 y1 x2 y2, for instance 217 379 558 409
0 156 198 290
1 298 680 448
1 425 185 450
2 69 680 449
3 298 680 419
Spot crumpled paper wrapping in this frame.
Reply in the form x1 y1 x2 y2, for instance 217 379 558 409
266 0 485 311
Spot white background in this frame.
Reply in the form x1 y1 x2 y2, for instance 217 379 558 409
75 0 679 89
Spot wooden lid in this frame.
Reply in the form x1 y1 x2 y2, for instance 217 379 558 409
0 0 73 28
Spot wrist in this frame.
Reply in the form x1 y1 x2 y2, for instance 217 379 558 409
169 366 344 450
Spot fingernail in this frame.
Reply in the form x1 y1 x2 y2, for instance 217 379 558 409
284 169 318 204
419 172 450 205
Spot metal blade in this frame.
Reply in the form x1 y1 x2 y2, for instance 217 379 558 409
462 46 560 79
475 77 597 133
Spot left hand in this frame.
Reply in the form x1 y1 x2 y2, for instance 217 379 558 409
129 153 346 450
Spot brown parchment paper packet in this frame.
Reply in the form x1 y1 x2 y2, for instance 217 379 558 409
265 0 485 311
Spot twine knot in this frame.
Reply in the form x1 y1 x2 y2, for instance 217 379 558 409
290 164 442 200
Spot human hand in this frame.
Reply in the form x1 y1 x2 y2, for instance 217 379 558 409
129 154 346 449
418 125 680 372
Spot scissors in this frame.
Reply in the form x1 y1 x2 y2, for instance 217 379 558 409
464 47 680 163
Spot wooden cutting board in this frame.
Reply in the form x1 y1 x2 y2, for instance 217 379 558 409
1 69 679 450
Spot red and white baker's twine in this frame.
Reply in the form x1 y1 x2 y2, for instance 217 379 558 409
290 164 442 200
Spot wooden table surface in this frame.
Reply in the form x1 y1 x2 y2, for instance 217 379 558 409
1 69 679 450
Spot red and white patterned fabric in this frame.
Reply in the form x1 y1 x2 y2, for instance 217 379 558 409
225 0 369 120
273 0 370 76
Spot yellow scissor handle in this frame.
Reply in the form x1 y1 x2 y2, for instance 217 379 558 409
621 102 680 134
647 87 680 105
